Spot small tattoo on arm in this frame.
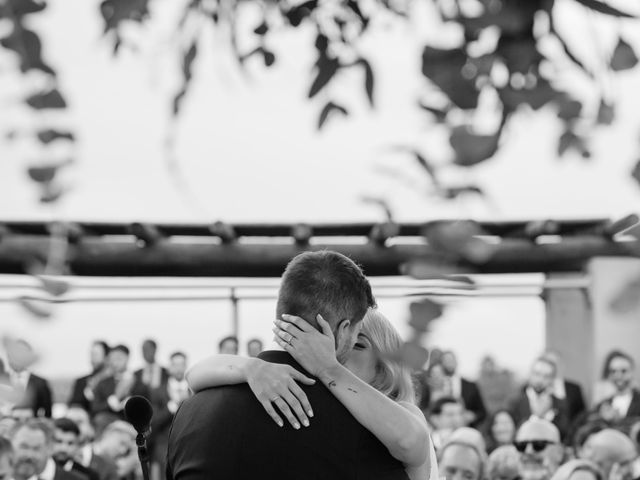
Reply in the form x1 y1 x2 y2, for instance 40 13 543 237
347 388 358 394
328 380 337 388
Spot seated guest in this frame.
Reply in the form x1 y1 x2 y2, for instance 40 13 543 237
68 341 111 414
6 339 52 418
53 418 99 480
134 339 168 390
579 429 637 480
596 351 640 427
509 356 570 441
0 436 14 480
10 418 85 480
91 345 149 434
93 421 140 480
429 396 466 451
542 352 587 427
514 418 564 480
487 445 520 480
438 439 485 480
483 409 517 453
246 338 263 358
217 336 238 355
549 460 603 480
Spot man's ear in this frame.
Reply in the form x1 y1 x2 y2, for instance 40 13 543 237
334 319 352 346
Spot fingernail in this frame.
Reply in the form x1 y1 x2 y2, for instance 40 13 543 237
308 410 314 417
294 423 300 430
302 420 309 427
277 421 283 427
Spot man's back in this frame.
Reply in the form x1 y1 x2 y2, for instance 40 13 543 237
166 352 408 480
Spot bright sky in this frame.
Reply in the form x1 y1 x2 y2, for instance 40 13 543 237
0 0 639 381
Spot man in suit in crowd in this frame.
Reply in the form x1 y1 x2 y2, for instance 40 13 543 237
217 336 238 355
68 341 111 414
6 339 52 418
93 421 140 480
167 250 410 480
246 338 264 358
579 429 638 480
65 408 118 480
91 345 149 435
134 339 169 391
541 351 586 426
11 418 86 480
0 436 14 480
438 350 487 428
149 352 190 480
428 397 467 452
598 350 640 424
509 356 570 441
52 418 99 480
438 439 485 480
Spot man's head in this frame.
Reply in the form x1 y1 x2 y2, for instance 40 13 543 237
94 421 135 462
65 407 94 444
0 436 14 480
90 340 109 371
515 418 563 480
218 336 238 355
141 339 157 365
10 418 54 480
430 397 466 431
108 345 130 374
439 440 485 480
52 418 81 464
168 352 187 381
6 340 35 373
246 338 263 358
441 351 458 376
580 429 637 480
529 357 557 394
604 351 635 394
488 445 520 480
276 250 375 363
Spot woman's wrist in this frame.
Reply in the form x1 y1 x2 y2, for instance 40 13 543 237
317 362 343 386
241 357 261 381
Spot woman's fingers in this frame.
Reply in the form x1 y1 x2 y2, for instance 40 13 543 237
288 380 314 418
280 314 314 332
316 314 334 339
290 368 316 386
272 396 303 429
259 398 284 427
274 327 296 344
280 390 310 427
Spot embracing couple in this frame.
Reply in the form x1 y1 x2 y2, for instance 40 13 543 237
166 250 436 480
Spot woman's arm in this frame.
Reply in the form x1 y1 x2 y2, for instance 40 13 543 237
274 315 430 467
186 354 316 429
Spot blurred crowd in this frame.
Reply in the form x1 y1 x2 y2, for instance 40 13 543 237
0 334 638 480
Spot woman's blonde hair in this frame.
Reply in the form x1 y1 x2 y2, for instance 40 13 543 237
361 309 416 403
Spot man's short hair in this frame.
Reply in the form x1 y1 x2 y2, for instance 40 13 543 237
111 344 130 356
603 350 635 377
218 336 238 350
247 338 263 347
93 340 110 356
142 339 157 350
438 439 485 479
11 418 54 445
0 436 13 464
430 396 461 416
170 351 187 361
54 418 80 437
99 420 136 441
532 356 557 376
275 250 375 330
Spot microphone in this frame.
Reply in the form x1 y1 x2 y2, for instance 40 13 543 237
124 396 153 480
124 395 153 434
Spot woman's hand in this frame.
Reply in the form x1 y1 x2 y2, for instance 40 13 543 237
273 314 340 379
244 358 315 430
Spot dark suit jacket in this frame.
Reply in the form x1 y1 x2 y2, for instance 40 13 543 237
14 373 52 417
150 377 191 467
509 387 570 440
54 465 87 480
134 364 169 388
166 351 409 480
88 452 119 480
461 378 487 427
91 374 150 419
596 388 640 420
564 380 586 423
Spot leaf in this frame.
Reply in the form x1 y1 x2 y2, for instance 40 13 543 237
172 41 197 116
557 128 590 158
450 125 500 167
308 56 340 98
0 27 55 75
423 221 494 263
318 101 348 129
283 0 317 27
37 130 74 144
254 21 269 35
26 89 66 109
556 97 582 121
409 298 444 332
394 341 431 371
611 38 639 71
18 296 52 319
27 165 57 184
355 58 374 106
100 0 150 34
10 0 46 16
572 0 636 18
596 99 615 125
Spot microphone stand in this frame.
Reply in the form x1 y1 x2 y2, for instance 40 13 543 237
135 430 151 480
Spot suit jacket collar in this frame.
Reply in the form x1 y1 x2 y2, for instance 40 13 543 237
257 351 314 377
